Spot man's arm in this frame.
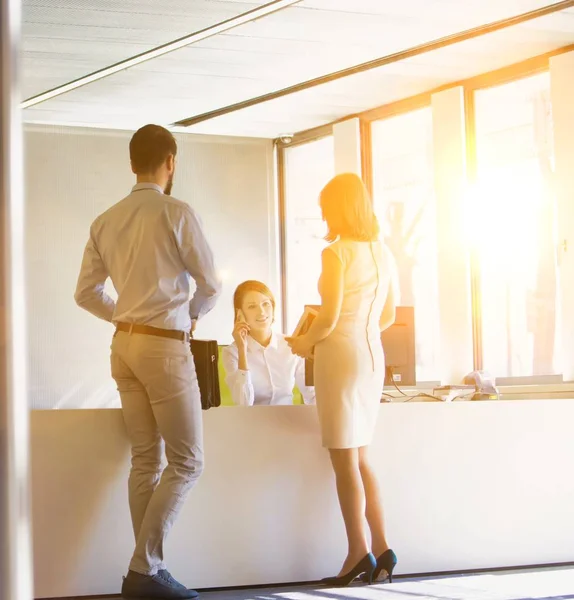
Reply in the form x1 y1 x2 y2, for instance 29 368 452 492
179 207 222 321
74 232 116 322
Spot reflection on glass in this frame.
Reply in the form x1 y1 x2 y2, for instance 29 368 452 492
284 137 335 333
473 72 561 378
371 108 439 383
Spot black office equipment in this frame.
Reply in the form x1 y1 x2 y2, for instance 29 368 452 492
190 339 221 410
381 306 416 387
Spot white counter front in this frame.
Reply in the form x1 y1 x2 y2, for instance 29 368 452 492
31 402 574 598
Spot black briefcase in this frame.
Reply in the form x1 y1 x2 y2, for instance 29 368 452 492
190 339 221 410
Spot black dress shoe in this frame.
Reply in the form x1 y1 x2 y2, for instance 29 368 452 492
360 549 397 584
121 569 199 599
158 570 191 592
321 553 376 587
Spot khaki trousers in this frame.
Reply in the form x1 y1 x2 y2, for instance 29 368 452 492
111 330 203 575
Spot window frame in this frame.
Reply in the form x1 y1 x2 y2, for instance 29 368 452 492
367 105 442 385
277 47 570 387
276 125 333 333
465 67 561 384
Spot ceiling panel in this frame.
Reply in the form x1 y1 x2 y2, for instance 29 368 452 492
22 0 270 98
226 0 557 42
178 12 574 137
22 0 574 137
300 0 559 18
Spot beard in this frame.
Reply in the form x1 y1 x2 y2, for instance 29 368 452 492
164 174 174 195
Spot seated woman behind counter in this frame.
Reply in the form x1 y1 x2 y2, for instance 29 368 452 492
221 280 315 406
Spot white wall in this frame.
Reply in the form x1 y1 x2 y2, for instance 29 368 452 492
333 118 361 175
31 402 574 598
24 125 276 409
431 87 474 383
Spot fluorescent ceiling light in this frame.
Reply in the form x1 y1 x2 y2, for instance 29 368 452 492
22 0 302 109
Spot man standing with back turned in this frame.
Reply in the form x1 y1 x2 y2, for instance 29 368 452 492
75 125 221 600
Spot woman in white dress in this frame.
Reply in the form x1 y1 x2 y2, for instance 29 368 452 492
222 280 315 406
288 173 397 587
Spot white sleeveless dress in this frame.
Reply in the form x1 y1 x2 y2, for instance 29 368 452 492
313 239 392 449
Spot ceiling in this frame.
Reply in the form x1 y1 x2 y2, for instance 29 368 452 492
21 0 574 138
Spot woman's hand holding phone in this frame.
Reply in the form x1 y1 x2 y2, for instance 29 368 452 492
232 309 250 351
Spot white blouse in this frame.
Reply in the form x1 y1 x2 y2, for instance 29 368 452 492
221 332 315 406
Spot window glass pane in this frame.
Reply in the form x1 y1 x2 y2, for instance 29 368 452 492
283 137 334 333
474 72 561 378
372 108 440 383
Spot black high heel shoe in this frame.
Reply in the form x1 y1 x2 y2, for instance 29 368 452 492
321 553 376 587
360 549 397 583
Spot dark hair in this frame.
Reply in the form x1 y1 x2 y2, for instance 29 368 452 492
129 124 177 174
320 173 380 243
233 280 276 315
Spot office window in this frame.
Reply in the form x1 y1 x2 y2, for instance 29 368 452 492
25 127 274 409
473 73 561 379
283 137 334 333
371 108 440 382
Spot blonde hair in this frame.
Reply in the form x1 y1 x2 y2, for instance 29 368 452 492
320 173 379 243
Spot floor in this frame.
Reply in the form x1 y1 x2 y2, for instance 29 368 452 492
80 566 574 600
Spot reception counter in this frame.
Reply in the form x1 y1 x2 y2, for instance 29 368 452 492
31 402 574 598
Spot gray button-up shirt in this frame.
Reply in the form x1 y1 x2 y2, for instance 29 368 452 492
75 182 221 332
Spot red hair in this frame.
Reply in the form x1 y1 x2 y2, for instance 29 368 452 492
320 173 379 242
233 280 276 314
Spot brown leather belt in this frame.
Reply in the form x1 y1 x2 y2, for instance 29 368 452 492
115 322 190 343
